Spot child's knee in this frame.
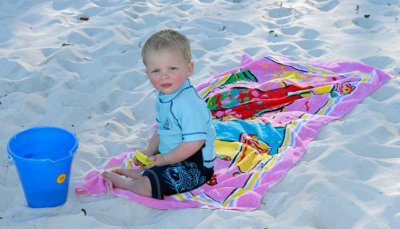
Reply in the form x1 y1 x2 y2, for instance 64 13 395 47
136 175 152 197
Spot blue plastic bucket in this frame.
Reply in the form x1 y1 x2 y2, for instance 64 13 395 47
7 126 78 208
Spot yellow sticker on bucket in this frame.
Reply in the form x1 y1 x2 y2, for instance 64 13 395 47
57 173 66 184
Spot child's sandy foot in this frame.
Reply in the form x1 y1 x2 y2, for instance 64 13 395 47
103 171 137 192
112 168 143 179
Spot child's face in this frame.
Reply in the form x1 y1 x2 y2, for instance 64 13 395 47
144 47 193 94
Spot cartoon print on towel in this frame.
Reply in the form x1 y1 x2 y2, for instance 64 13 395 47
213 120 286 173
199 62 358 205
204 71 356 120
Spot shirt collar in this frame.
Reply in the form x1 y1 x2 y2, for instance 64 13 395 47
159 79 191 102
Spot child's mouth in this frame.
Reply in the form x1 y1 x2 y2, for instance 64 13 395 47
161 83 172 88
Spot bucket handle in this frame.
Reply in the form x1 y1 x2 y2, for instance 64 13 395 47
8 154 14 165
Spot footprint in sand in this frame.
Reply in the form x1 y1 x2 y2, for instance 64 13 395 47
176 3 193 12
266 6 326 57
281 26 303 36
277 26 326 57
16 73 56 94
268 7 292 19
0 59 56 94
352 17 381 30
115 71 147 92
200 38 232 51
295 40 324 51
306 0 339 12
370 83 400 101
298 28 320 39
225 21 255 36
361 55 395 70
0 79 17 97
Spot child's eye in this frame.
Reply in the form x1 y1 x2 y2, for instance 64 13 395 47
151 69 160 74
169 67 178 71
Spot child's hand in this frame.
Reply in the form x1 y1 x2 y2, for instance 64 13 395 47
144 154 170 169
134 150 153 166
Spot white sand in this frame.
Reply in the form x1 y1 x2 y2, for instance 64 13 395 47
1 0 399 228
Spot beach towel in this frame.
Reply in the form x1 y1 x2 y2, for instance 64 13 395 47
75 54 393 210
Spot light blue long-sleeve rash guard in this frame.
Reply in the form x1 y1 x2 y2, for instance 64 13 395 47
156 79 216 168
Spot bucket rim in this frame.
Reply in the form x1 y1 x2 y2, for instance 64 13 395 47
7 126 78 163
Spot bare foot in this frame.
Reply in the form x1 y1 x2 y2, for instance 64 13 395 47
102 170 152 197
103 171 137 192
113 168 143 179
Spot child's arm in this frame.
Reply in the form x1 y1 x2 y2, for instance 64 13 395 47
146 140 205 167
134 131 159 166
144 130 160 156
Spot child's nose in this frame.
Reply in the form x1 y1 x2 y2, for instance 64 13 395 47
161 70 170 78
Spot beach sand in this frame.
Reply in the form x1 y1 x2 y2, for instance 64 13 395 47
1 0 399 228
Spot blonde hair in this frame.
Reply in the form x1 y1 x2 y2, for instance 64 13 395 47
141 29 191 66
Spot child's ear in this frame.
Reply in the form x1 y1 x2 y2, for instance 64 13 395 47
187 62 194 76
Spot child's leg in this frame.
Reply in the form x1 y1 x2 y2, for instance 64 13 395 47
102 169 152 197
112 168 143 179
142 161 214 199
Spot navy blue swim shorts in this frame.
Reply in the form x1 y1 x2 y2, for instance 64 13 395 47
142 149 214 199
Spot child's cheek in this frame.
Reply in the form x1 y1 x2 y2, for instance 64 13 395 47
149 77 159 88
